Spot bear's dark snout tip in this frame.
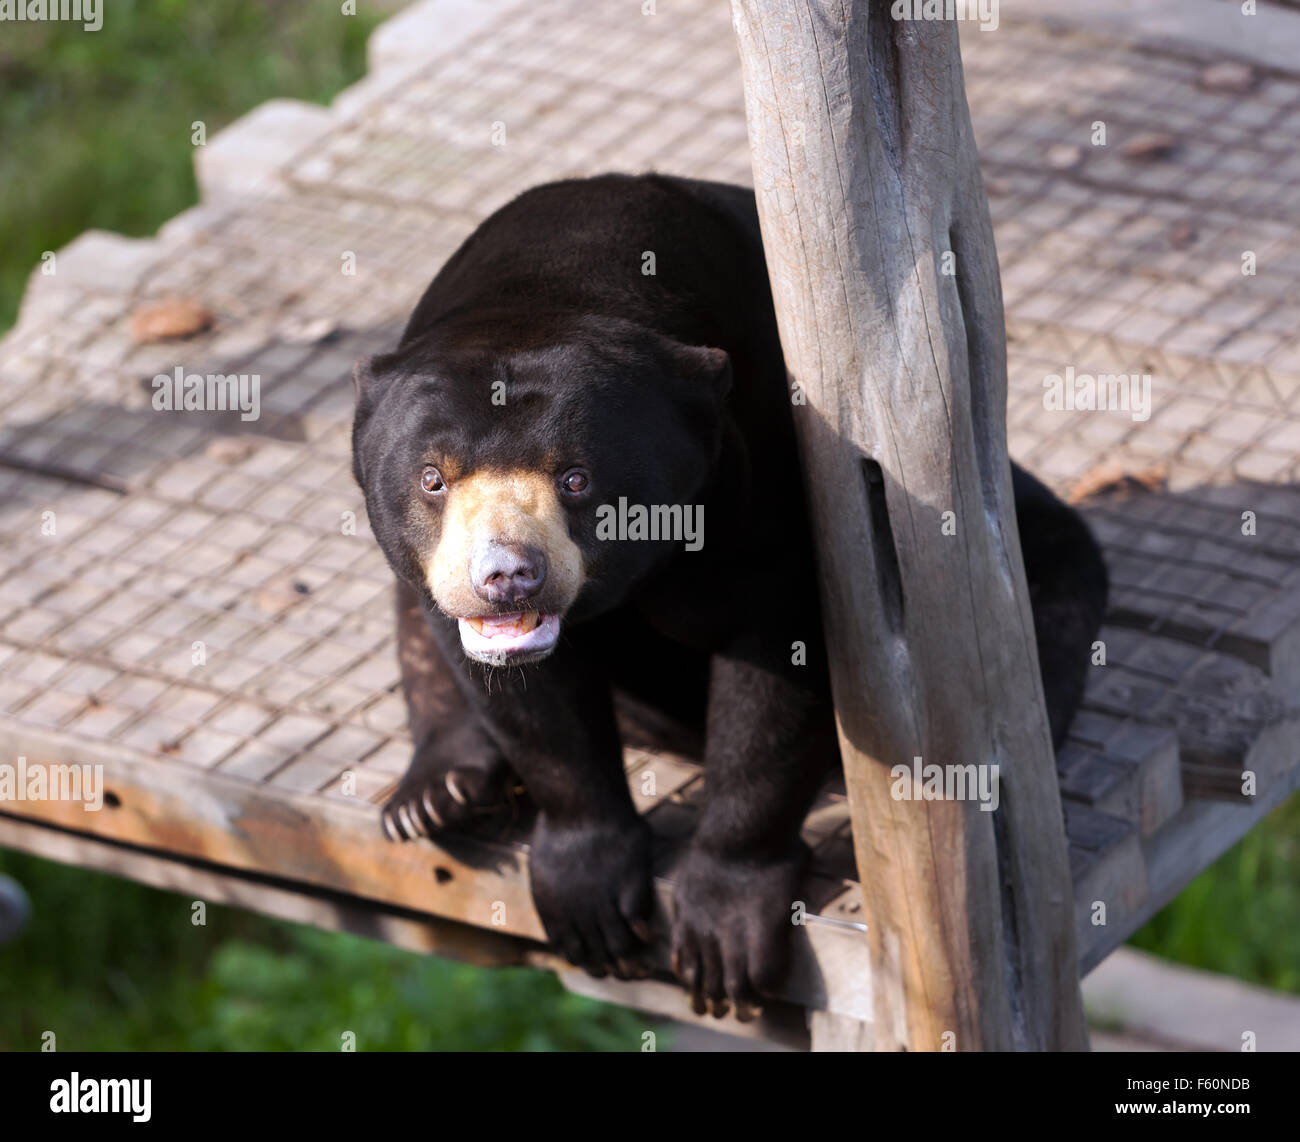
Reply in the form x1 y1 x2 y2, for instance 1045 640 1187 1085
472 542 548 604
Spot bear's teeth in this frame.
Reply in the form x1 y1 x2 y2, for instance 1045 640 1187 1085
468 612 542 637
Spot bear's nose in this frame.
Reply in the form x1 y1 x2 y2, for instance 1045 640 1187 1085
471 542 547 604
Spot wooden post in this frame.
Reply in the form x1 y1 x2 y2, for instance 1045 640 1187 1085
730 1 1088 1050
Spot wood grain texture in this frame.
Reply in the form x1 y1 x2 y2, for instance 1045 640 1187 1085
0 814 537 968
730 0 1086 1050
0 724 875 1020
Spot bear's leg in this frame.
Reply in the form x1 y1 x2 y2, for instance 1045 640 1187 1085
380 580 516 841
456 632 655 977
670 638 837 1016
1011 464 1110 749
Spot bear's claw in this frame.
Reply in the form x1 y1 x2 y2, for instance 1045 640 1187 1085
670 842 807 1017
380 735 514 841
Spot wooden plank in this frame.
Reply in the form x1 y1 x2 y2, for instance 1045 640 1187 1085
556 971 810 1051
1082 492 1300 691
1078 716 1300 974
1063 801 1149 962
0 812 535 967
1057 712 1182 836
731 0 1085 1050
1063 625 1300 972
808 1010 876 1052
0 722 876 1020
5 729 541 936
0 809 818 1049
1087 629 1289 770
5 664 1295 1023
1105 721 1185 835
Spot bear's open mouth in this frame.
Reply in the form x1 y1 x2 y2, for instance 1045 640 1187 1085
457 611 561 664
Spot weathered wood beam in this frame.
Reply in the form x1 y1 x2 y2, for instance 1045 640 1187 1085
730 0 1087 1049
0 725 875 1022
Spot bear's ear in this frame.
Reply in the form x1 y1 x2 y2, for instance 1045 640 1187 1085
352 355 380 399
352 353 399 414
665 341 732 403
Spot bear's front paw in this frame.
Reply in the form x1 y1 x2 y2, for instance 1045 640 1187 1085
529 815 654 977
670 842 808 1020
381 724 515 841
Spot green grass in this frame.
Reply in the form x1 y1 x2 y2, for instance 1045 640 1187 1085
0 849 649 1051
0 0 380 332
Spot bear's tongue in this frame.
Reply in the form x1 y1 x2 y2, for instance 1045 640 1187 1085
466 612 542 638
458 612 561 663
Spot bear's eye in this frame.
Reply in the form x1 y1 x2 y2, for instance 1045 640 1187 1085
420 466 446 496
560 468 590 497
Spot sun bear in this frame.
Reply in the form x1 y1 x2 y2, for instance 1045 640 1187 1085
351 173 1109 1015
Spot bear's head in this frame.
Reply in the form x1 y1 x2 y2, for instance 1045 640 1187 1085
351 314 731 666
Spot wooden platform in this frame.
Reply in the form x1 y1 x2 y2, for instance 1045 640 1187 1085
2 0 1299 1038
0 451 1296 1024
